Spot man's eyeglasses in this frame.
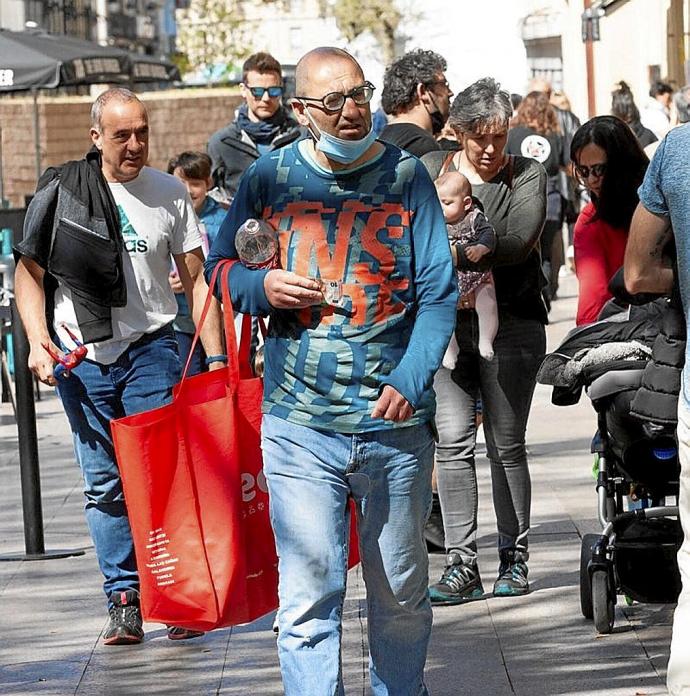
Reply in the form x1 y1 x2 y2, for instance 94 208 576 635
575 163 607 180
296 82 376 112
247 86 284 99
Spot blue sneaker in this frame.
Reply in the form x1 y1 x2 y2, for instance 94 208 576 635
429 552 484 605
493 549 530 597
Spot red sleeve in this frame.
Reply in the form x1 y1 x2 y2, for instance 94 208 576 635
574 206 614 325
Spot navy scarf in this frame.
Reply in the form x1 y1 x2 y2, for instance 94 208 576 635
236 103 288 145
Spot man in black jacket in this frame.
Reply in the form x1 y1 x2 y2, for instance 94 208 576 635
207 52 303 198
379 49 452 158
14 87 223 646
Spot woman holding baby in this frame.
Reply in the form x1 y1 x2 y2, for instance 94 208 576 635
422 77 547 604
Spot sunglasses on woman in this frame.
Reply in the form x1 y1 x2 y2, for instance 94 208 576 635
575 163 607 180
247 86 284 99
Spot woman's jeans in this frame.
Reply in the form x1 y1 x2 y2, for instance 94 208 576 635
261 414 435 696
434 309 546 566
56 325 181 603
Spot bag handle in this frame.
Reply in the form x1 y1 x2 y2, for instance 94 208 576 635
180 259 241 386
439 151 456 176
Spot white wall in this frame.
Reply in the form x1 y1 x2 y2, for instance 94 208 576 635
0 0 27 31
242 0 530 105
558 0 673 120
397 0 530 95
593 0 670 116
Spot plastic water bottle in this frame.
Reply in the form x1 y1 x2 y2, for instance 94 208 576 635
235 219 279 269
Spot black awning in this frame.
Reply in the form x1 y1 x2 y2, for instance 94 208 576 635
0 29 179 92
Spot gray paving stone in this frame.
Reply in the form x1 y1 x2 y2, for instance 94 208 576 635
0 273 676 695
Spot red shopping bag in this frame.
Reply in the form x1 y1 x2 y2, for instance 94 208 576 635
112 261 276 629
112 260 359 631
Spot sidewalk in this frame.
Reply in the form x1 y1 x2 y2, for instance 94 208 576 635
0 273 673 696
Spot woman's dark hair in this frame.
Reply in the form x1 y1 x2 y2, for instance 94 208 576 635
570 115 648 230
513 91 560 135
610 81 640 125
449 77 512 133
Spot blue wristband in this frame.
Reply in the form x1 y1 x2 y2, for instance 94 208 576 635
205 354 227 366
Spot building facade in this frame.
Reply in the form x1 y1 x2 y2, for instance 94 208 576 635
0 0 176 57
520 0 690 121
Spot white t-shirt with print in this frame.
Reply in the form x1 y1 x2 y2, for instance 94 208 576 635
52 166 203 364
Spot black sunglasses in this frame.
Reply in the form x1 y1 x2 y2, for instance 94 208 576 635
247 86 283 99
575 163 607 180
296 82 375 113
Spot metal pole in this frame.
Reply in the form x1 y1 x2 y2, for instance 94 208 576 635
584 0 596 118
10 298 45 555
32 88 41 184
95 0 108 46
0 126 5 204
0 301 85 561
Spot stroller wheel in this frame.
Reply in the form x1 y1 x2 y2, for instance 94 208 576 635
592 569 615 634
579 534 598 619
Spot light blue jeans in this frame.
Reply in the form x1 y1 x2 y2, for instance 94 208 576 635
56 324 181 604
261 414 434 696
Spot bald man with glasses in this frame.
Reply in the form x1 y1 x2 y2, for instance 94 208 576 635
206 46 457 696
207 51 304 198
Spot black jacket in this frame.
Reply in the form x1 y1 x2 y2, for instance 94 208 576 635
630 120 658 149
629 292 685 435
207 110 303 196
14 148 126 343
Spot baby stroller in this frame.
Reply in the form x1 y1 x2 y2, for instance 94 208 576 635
538 293 683 634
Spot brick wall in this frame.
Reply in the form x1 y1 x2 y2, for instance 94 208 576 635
0 88 243 207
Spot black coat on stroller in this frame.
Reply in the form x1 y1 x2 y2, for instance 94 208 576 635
537 291 684 633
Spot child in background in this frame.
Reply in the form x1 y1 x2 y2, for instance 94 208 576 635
167 151 228 374
435 171 498 367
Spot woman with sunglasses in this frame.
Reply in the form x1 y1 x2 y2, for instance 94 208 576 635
570 115 649 325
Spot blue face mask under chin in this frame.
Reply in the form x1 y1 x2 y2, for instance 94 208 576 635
302 105 377 165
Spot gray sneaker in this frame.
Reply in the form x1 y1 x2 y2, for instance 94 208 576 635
493 549 530 597
429 551 484 605
103 590 144 645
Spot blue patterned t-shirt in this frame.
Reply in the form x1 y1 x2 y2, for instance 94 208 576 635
638 124 690 409
206 140 457 433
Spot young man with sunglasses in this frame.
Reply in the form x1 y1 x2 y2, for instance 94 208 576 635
207 52 303 198
206 46 457 695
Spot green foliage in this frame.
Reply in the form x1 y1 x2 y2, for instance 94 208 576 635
321 0 400 63
175 0 251 81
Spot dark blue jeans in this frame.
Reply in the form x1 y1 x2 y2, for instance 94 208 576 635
174 330 206 377
56 324 181 604
434 310 546 565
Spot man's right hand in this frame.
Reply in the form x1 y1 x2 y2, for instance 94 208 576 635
29 340 60 387
264 270 323 309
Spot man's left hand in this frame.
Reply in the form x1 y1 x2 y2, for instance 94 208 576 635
372 385 413 422
169 270 183 294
